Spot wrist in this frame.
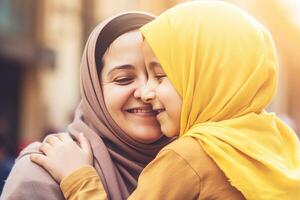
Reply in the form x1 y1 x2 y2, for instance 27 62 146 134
60 164 93 183
60 165 98 198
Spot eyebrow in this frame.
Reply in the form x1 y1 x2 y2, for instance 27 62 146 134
149 61 162 69
107 64 135 76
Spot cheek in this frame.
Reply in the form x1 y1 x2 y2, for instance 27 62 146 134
102 85 134 112
171 90 182 123
157 83 182 119
155 82 174 105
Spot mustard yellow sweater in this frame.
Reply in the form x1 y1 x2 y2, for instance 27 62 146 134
61 137 245 200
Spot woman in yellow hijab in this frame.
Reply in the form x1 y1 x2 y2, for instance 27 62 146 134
30 1 300 199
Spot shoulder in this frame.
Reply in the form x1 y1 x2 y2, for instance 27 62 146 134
160 137 246 200
159 136 221 178
132 137 202 199
162 136 203 155
142 137 205 186
1 142 64 200
150 137 204 173
160 136 208 166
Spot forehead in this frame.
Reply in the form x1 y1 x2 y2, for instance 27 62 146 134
101 30 144 75
142 40 162 71
108 30 142 53
142 40 160 64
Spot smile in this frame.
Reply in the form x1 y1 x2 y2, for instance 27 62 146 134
126 108 156 114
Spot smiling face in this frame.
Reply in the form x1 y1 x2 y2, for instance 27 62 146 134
101 30 163 143
141 41 182 138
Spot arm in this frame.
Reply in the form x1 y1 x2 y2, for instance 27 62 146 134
30 134 200 199
59 149 200 200
60 166 107 200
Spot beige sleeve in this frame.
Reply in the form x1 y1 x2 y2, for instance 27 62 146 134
128 149 200 200
60 166 107 200
1 153 65 200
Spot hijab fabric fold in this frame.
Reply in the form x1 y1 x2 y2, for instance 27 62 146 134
141 1 300 199
68 12 170 200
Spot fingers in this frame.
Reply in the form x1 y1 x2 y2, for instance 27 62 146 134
30 154 60 182
39 142 52 155
30 154 51 171
43 132 73 145
57 132 73 142
78 133 92 155
43 134 62 146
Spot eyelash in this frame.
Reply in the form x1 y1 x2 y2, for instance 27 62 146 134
155 75 166 82
113 77 134 85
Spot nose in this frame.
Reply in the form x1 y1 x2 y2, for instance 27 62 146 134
134 80 156 103
141 87 156 103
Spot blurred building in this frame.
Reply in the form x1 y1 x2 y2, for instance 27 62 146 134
0 0 299 156
227 0 300 133
0 0 83 154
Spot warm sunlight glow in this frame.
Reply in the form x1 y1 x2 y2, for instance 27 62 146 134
281 0 300 28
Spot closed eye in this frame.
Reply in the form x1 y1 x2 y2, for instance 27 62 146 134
114 77 134 85
155 74 166 82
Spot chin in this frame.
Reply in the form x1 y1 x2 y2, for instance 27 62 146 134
142 138 162 144
161 127 178 138
133 136 162 144
132 130 163 143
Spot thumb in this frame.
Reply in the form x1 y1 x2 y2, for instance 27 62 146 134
30 154 62 183
78 133 92 155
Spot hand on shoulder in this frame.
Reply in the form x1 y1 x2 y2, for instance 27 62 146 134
30 132 93 183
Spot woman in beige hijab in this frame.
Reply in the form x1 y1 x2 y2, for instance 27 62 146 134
30 1 300 200
1 11 171 200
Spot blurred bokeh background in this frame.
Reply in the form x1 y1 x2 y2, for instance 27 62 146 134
0 0 299 159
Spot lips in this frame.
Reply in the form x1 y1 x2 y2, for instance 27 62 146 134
126 108 154 114
154 108 165 113
125 106 158 116
153 108 166 115
125 106 166 117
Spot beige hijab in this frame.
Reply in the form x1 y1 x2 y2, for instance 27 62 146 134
68 11 171 200
1 12 170 200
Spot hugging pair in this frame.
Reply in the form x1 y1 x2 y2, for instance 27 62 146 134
2 1 300 200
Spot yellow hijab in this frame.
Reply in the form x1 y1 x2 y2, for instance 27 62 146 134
141 1 300 199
